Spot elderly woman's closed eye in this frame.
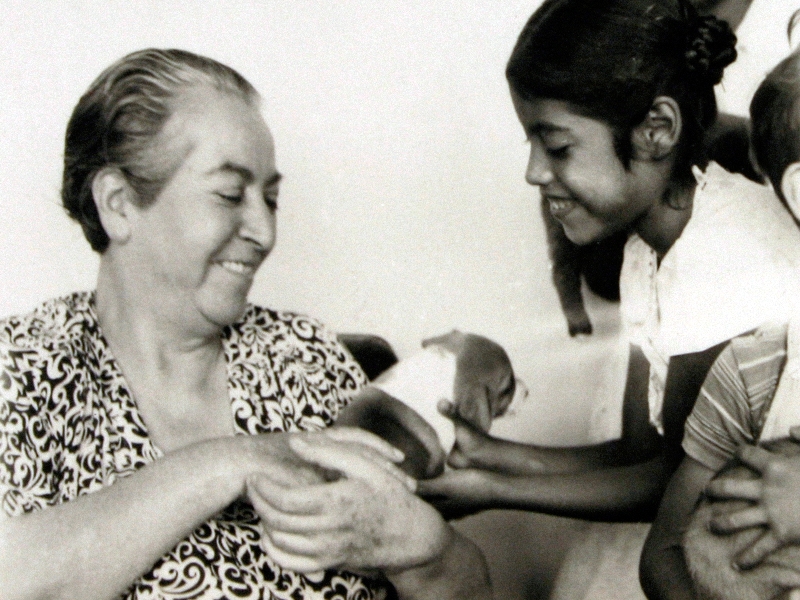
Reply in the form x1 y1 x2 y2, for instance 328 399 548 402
0 48 490 600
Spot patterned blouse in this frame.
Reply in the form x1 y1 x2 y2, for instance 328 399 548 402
0 291 390 599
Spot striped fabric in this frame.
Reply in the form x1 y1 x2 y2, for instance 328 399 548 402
683 322 788 471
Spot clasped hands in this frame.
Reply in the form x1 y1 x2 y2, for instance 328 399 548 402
704 426 800 580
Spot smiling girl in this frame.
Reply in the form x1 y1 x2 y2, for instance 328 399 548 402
419 0 800 597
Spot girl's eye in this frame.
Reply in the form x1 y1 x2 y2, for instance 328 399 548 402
546 145 570 159
264 195 279 212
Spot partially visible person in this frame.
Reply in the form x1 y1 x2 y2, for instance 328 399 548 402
640 44 800 600
0 48 490 600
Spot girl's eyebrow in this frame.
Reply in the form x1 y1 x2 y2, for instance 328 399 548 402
530 122 570 135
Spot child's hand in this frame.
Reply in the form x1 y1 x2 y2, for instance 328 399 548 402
437 399 496 470
416 467 500 521
706 433 800 570
423 330 516 431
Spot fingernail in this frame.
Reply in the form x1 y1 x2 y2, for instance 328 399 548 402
731 561 741 572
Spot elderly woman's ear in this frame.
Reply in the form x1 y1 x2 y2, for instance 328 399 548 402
91 166 134 244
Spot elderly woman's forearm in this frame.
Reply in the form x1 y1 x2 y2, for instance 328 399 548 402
387 528 492 600
0 437 250 600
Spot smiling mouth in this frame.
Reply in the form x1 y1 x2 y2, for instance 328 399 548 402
219 260 257 278
547 197 577 218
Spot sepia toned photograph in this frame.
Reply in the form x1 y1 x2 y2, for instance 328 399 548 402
2 1 800 598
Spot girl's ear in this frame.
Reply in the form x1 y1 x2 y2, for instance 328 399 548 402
631 96 682 161
780 162 800 222
91 167 134 244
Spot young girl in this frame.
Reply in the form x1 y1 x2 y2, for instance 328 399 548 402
419 0 800 596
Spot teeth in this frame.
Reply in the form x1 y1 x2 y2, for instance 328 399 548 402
220 261 254 276
549 199 573 212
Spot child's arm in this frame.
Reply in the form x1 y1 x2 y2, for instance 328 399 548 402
419 343 727 520
639 456 716 600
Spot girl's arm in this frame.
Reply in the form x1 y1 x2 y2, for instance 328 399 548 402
639 456 715 600
419 342 728 520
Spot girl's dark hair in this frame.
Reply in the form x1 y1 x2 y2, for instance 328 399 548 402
750 49 800 204
506 0 737 185
62 48 259 252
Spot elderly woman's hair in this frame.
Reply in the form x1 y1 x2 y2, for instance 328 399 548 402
506 0 736 186
62 48 259 252
750 49 800 205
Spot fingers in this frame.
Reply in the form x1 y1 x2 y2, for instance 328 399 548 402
248 476 341 531
736 444 774 474
710 505 769 533
437 399 459 421
290 436 417 492
705 477 762 502
247 473 330 515
734 529 783 571
322 426 405 464
259 527 332 573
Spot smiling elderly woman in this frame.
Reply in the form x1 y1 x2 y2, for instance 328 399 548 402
0 49 490 600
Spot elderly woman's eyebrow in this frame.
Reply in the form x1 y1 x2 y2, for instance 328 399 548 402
211 162 283 187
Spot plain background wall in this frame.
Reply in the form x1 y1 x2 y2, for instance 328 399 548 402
2 2 794 598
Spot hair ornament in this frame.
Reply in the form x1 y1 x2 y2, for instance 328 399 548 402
684 14 737 86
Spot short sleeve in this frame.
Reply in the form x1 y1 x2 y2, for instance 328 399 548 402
0 345 58 516
683 327 786 471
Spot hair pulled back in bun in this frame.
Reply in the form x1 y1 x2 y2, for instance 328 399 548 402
507 0 737 184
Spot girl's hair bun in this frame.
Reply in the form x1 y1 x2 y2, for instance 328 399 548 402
685 15 737 86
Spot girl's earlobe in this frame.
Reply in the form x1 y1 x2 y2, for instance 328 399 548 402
91 167 133 244
780 162 800 223
631 96 682 161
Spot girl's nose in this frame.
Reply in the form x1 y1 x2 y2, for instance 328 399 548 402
525 144 554 187
240 191 277 252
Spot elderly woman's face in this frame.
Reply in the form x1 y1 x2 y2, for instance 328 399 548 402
127 85 279 329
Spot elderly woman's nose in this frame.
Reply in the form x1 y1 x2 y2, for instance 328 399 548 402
525 144 554 187
240 192 276 249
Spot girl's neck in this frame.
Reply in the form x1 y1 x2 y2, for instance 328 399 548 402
634 181 696 260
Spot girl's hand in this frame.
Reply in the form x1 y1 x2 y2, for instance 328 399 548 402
247 434 450 574
423 331 516 430
437 400 496 470
416 468 498 521
705 437 800 569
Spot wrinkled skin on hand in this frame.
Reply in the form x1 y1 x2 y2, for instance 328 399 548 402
684 438 800 600
247 434 449 575
421 329 516 431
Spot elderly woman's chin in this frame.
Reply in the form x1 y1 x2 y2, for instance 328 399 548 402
197 275 256 328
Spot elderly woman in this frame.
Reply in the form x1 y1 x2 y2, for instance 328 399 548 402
0 49 490 600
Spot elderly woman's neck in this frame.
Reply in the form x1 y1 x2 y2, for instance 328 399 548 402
95 260 224 370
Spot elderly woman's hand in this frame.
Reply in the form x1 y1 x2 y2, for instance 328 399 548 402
247 433 450 574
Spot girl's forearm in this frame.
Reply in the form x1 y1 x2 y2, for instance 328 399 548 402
483 452 672 521
466 436 635 476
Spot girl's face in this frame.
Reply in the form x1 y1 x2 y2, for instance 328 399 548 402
126 86 280 331
512 92 658 245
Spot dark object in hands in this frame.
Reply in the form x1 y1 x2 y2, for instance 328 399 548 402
684 438 800 600
337 333 399 381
